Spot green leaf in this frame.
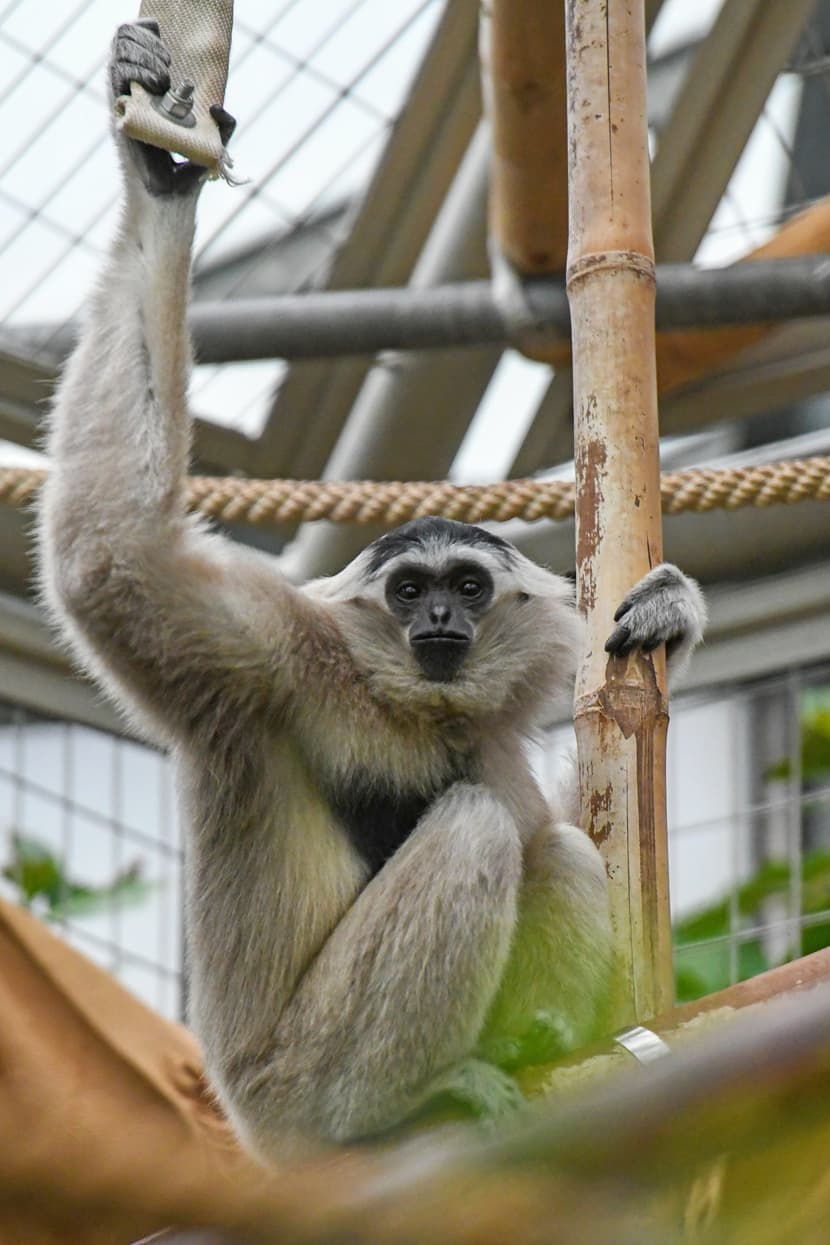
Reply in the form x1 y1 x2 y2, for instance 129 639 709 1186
2 834 66 907
764 688 830 781
2 832 156 917
673 847 830 1000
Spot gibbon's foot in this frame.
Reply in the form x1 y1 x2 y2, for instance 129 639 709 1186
420 1058 526 1127
110 21 236 197
478 1010 577 1072
605 562 705 664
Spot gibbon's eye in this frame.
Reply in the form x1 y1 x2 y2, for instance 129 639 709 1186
395 581 422 603
459 579 484 600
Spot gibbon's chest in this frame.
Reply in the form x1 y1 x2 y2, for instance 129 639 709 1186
324 771 458 876
292 695 473 876
321 727 473 873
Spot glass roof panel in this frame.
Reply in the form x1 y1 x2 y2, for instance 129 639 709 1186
0 0 444 435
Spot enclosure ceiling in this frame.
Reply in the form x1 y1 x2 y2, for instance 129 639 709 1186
1 0 830 594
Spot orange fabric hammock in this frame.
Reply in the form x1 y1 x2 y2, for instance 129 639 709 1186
0 898 269 1244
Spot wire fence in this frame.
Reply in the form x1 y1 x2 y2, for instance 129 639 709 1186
0 0 443 436
3 1 830 446
2 658 829 1024
0 701 183 1019
535 659 830 1005
668 661 830 1001
654 0 830 267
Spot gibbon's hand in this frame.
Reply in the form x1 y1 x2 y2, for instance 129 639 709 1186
604 562 706 665
109 20 236 197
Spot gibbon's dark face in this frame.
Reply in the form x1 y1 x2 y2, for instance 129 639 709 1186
385 557 495 682
355 517 520 683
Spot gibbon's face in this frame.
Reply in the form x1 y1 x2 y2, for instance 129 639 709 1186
307 516 581 716
383 555 496 682
356 517 520 684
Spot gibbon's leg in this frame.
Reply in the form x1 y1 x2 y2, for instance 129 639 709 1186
477 822 614 1071
218 783 524 1157
474 565 705 1072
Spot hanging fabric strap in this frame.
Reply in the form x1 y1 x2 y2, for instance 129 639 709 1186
114 0 234 178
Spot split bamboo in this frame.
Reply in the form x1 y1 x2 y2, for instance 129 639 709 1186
565 0 672 1024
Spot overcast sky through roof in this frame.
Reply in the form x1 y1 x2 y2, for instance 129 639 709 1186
0 0 800 473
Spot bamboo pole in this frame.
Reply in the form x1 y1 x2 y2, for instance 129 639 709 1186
481 0 569 273
565 1 672 1024
482 0 663 283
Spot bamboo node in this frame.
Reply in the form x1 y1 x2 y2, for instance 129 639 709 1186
566 250 656 290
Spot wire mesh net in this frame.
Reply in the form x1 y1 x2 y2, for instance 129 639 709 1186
0 0 443 436
536 659 830 1005
0 701 183 1019
3 658 828 1023
669 662 830 1002
650 0 830 264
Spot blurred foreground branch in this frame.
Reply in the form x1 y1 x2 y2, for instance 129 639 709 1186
3 890 830 1245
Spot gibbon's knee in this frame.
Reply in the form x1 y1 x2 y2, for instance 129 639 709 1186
477 821 613 1067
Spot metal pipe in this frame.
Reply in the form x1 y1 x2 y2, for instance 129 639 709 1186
10 256 830 365
197 281 509 359
282 123 500 578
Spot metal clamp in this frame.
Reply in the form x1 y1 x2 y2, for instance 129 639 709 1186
613 1024 671 1065
152 81 196 128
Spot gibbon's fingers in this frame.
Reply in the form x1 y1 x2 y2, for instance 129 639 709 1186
606 563 705 661
110 22 171 100
210 104 237 147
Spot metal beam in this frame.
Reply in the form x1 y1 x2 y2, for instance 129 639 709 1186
659 319 830 434
651 0 816 262
501 496 830 594
0 348 50 449
282 124 500 579
0 591 124 733
0 338 257 471
509 370 573 476
17 257 830 364
256 0 483 479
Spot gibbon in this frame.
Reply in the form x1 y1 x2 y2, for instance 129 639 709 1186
39 21 705 1162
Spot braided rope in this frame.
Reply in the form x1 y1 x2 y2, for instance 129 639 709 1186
2 455 829 527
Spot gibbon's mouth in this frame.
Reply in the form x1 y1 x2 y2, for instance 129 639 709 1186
410 633 471 683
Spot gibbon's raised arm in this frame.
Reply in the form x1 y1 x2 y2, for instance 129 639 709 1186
39 27 322 744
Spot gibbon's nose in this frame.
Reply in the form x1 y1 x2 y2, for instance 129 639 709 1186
429 601 452 627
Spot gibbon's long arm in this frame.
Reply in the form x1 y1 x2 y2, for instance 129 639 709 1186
40 40 318 744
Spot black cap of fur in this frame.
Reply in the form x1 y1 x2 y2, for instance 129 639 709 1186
365 517 517 577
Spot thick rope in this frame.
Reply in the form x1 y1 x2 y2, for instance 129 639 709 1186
2 455 829 527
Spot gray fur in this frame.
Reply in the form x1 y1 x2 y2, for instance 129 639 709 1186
605 561 707 674
37 25 706 1164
